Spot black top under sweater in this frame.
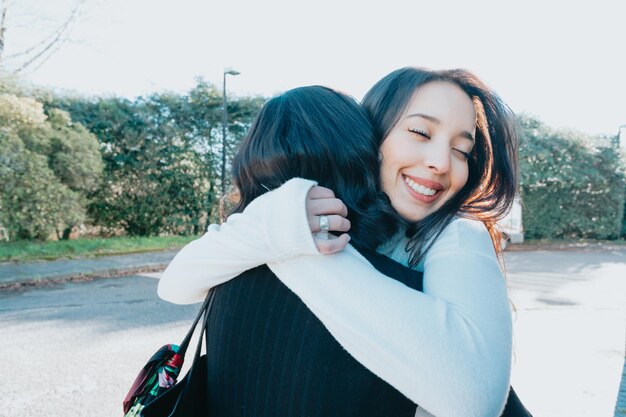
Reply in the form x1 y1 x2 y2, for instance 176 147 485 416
204 246 422 417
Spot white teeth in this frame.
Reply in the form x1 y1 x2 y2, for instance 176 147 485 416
404 177 437 196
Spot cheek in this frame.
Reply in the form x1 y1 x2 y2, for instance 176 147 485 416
379 136 412 170
452 162 470 191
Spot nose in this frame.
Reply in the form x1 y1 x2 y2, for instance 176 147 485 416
423 141 450 174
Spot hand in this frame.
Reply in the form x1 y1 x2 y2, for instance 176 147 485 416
305 186 351 254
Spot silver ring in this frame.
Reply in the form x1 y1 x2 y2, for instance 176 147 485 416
319 215 330 233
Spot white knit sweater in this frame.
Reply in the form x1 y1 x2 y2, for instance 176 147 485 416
158 178 513 417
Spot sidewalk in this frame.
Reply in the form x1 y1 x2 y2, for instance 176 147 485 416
0 250 179 289
504 248 626 417
0 247 625 416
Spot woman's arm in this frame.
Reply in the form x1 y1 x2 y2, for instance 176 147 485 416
157 178 321 304
267 218 512 417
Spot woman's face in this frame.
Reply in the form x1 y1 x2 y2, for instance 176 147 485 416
379 81 477 222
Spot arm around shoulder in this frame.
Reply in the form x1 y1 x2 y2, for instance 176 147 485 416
157 178 319 304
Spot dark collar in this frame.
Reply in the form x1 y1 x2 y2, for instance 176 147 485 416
352 244 423 292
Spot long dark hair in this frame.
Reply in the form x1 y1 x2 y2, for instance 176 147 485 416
362 67 519 266
230 85 400 250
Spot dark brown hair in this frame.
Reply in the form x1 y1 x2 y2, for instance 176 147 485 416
230 85 401 250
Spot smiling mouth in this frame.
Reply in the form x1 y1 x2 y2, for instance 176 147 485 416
404 176 437 196
402 175 443 202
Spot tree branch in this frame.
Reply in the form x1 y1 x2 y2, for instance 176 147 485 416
0 2 8 62
2 0 84 73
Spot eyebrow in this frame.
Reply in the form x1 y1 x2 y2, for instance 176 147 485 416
407 113 475 142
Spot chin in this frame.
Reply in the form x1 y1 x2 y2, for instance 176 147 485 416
396 206 428 223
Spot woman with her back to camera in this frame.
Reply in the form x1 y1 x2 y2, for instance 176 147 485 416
159 67 527 417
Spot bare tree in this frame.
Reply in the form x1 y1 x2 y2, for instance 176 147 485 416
0 0 85 74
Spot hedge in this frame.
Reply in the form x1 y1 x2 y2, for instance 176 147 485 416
519 116 625 239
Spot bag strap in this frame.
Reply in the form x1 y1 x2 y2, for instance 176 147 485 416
177 288 215 355
169 288 216 412
190 288 215 362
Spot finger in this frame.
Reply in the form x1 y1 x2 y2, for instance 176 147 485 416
308 214 351 233
307 186 335 200
315 233 351 254
307 198 348 217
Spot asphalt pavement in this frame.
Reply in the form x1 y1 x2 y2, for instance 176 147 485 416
0 247 624 417
0 250 179 288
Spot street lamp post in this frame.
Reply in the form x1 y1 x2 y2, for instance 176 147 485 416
221 67 240 196
617 124 626 149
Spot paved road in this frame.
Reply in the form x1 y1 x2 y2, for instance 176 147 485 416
0 249 624 417
504 249 626 417
0 250 179 286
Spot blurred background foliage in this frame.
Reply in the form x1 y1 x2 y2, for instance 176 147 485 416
518 115 625 240
0 77 625 242
0 77 265 240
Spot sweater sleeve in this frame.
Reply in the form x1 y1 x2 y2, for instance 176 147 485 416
267 217 512 417
157 178 319 304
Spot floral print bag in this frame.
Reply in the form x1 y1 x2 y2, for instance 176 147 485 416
123 289 215 417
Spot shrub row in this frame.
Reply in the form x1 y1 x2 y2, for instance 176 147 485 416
2 81 624 241
519 116 625 239
1 79 264 240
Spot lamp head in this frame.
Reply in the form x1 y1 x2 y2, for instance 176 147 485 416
224 67 240 76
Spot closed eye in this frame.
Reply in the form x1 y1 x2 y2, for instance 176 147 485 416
453 148 471 160
408 128 430 139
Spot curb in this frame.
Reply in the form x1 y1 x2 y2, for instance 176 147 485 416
0 264 167 291
506 243 626 252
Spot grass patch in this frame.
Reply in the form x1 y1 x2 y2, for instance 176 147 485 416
0 235 198 262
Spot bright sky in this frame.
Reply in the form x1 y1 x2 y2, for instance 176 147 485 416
5 0 626 136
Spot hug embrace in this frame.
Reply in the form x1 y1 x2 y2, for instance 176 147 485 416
158 67 533 417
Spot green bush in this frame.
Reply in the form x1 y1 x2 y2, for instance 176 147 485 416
46 80 265 236
519 116 626 239
0 93 102 240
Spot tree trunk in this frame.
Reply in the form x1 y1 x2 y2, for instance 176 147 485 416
61 226 73 240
